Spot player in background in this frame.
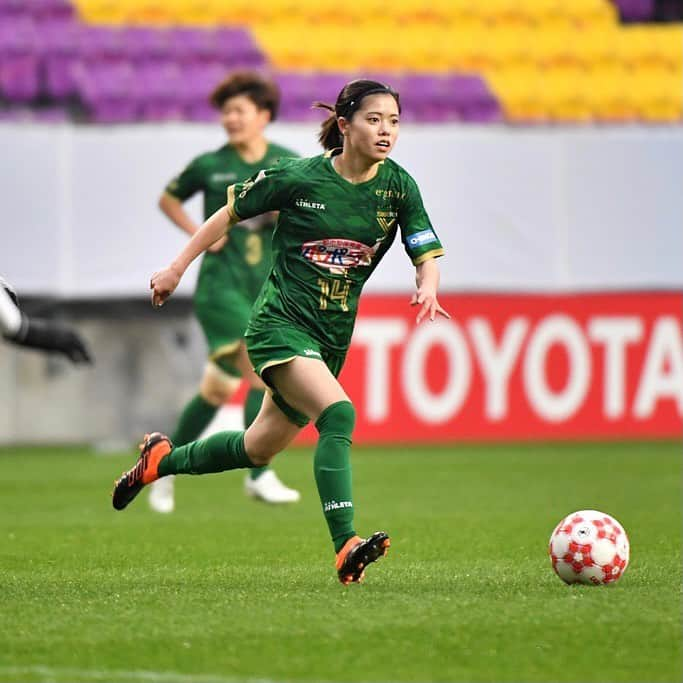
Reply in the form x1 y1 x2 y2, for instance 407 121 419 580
113 80 448 584
149 71 300 512
1 276 92 364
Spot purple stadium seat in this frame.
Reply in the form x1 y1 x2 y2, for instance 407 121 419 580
140 99 186 122
447 74 503 123
309 72 350 104
0 55 40 101
168 27 218 62
212 27 266 67
30 0 74 22
0 0 25 15
77 25 126 61
0 13 40 57
135 59 186 121
89 99 139 123
181 60 228 108
121 27 172 61
613 0 654 21
400 74 459 122
75 59 139 122
185 100 217 122
38 18 83 97
276 72 323 121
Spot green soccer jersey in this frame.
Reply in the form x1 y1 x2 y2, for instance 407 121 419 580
228 150 444 353
165 142 297 299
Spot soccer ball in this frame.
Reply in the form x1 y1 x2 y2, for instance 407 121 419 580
548 510 630 585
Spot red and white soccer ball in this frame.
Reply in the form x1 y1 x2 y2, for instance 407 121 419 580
549 510 630 585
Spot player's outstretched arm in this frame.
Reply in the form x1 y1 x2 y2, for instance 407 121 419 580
410 258 450 324
1 286 92 364
150 205 235 307
7 317 92 364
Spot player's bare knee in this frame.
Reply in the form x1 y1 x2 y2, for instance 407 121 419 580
199 363 239 406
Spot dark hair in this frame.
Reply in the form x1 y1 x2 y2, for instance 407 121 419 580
313 79 401 150
209 70 280 122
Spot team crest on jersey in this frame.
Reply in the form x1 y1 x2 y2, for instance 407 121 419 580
376 209 397 233
301 238 383 272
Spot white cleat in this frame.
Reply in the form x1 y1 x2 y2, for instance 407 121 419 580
148 475 175 514
244 470 301 504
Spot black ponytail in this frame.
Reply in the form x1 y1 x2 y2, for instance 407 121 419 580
312 102 343 150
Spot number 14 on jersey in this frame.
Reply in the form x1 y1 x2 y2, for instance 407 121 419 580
317 277 350 312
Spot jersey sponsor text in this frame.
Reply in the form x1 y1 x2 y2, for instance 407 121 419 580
301 238 383 271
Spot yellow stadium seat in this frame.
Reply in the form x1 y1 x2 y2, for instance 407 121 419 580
574 28 623 69
445 27 501 71
487 27 536 69
585 65 638 121
619 26 683 70
487 64 548 121
531 27 583 67
473 0 527 26
562 0 616 27
127 0 174 25
543 66 593 121
524 0 575 29
402 29 451 72
435 0 486 28
73 0 129 24
635 66 683 122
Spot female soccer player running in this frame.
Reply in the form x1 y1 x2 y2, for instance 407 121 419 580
113 79 448 585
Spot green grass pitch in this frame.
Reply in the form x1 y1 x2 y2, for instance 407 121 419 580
1 441 680 683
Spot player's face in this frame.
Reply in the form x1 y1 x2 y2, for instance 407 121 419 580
220 95 271 145
340 94 400 163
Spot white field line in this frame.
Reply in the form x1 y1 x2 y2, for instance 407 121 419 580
0 665 283 683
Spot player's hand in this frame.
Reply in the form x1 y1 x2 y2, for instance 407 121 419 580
150 266 181 308
55 329 93 364
207 235 228 253
410 289 450 324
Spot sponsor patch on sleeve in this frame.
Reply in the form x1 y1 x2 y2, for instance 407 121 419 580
407 229 438 251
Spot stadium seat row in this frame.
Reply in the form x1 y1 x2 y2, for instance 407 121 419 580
488 65 683 121
1 0 680 124
71 0 622 27
251 24 683 73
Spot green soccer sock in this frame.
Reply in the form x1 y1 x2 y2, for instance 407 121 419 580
244 388 268 481
158 431 254 477
171 394 219 447
314 400 357 552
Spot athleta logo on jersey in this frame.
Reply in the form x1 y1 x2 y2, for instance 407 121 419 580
295 198 326 210
301 238 383 271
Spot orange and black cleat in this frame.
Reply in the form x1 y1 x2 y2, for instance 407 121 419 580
335 531 391 585
112 432 172 511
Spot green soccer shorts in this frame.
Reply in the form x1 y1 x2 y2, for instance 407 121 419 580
245 324 347 427
194 288 253 377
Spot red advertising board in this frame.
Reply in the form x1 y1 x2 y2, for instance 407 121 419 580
287 292 682 442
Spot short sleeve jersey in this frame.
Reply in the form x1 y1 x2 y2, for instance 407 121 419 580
165 142 297 299
228 150 444 353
